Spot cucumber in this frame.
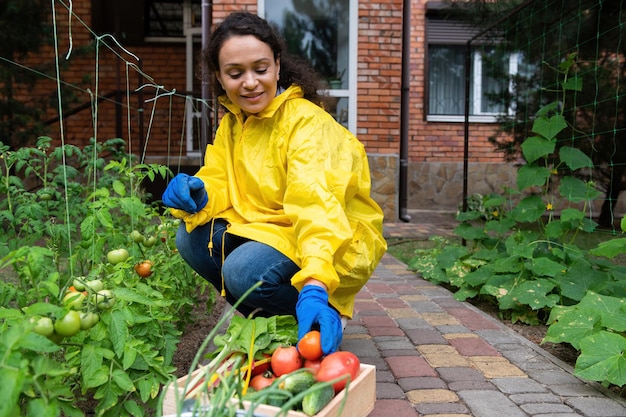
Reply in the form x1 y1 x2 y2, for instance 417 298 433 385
302 383 335 416
281 370 316 395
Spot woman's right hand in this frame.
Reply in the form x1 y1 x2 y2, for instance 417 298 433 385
162 173 208 213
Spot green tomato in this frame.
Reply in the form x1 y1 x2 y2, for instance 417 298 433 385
107 248 129 265
54 310 81 337
72 277 86 291
85 279 104 292
63 291 86 310
130 230 145 244
79 311 100 330
143 236 157 248
92 289 116 310
33 317 54 337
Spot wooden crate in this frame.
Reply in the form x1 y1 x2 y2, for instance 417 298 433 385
162 364 376 417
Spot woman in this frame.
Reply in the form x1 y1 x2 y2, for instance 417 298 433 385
162 12 386 354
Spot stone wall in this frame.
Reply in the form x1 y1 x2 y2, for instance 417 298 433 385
370 157 626 222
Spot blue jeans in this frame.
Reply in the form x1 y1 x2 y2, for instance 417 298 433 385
175 219 300 317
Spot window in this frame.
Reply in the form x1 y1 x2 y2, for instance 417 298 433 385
259 0 357 131
427 16 523 122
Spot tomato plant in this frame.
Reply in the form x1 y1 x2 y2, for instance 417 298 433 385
271 345 302 377
298 330 323 360
54 310 81 337
249 371 276 391
316 351 360 393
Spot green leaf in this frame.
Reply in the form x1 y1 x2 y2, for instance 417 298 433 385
26 398 60 417
532 114 567 140
510 196 545 223
561 207 585 222
561 75 583 92
112 179 126 197
544 308 599 350
558 176 599 203
575 331 626 386
590 238 626 259
109 310 129 358
436 245 469 269
114 287 155 305
527 257 565 278
485 218 516 235
521 136 556 163
0 367 25 417
514 279 559 309
453 223 487 240
560 260 609 302
81 345 109 389
517 165 550 190
559 146 592 170
112 369 135 392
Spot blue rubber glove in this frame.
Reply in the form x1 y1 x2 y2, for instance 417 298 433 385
296 285 343 355
162 173 208 213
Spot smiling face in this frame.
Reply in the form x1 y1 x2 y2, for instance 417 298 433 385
216 35 280 115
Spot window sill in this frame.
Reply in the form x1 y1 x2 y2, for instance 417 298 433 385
427 115 500 123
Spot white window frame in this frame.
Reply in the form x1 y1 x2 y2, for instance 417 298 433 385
428 49 520 123
258 0 358 133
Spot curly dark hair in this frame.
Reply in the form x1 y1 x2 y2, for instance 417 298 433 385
203 11 325 106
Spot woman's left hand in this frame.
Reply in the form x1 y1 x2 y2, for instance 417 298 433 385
296 284 343 354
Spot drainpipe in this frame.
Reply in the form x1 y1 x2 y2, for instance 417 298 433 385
201 0 213 156
398 0 411 222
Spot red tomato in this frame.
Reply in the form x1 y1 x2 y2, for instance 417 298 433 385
251 354 272 377
249 371 276 391
303 357 322 376
134 260 153 277
297 330 323 360
270 346 302 376
316 351 360 393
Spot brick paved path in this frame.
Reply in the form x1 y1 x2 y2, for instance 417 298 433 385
342 217 626 417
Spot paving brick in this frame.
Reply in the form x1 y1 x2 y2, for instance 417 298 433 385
448 381 498 391
362 315 397 328
421 312 460 326
374 336 416 351
376 382 406 399
405 328 448 345
449 337 499 357
467 356 526 379
377 297 409 308
565 397 626 417
387 308 423 319
508 393 563 404
521 403 575 414
437 367 486 382
406 388 459 404
445 307 502 330
414 402 471 416
395 317 433 330
398 376 448 391
491 377 548 394
368 326 406 337
367 399 419 417
457 390 528 417
387 356 437 378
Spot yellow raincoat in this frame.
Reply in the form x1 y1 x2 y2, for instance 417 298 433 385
170 85 387 318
